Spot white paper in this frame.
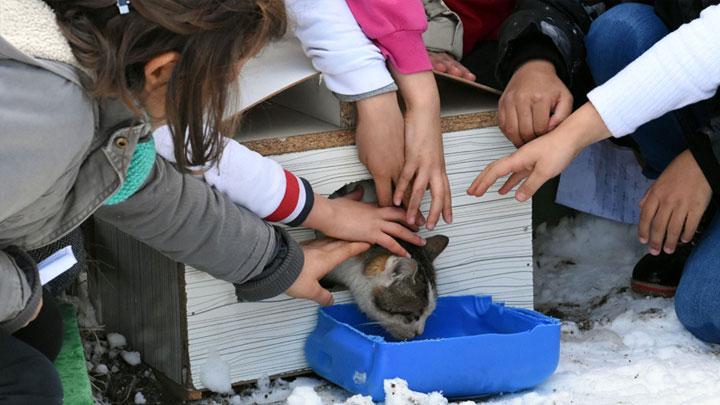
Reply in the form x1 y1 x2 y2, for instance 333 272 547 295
38 246 78 285
556 140 653 224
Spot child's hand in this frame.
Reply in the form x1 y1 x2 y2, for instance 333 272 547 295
303 188 425 258
499 60 574 147
638 149 712 255
356 92 406 207
467 102 611 201
287 238 371 305
429 52 476 81
392 71 453 230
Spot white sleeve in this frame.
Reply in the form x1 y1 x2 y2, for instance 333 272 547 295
153 125 314 226
587 4 720 138
286 0 395 97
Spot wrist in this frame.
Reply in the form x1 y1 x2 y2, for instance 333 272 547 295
563 102 613 150
301 195 336 233
392 71 441 112
516 59 557 76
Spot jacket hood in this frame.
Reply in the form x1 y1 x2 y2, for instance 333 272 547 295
0 0 82 70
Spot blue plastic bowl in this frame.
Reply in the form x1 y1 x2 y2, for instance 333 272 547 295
305 295 560 401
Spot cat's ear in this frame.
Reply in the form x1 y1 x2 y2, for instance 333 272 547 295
424 235 449 262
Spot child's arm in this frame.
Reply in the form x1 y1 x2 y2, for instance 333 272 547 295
153 126 424 257
345 0 432 74
345 0 452 229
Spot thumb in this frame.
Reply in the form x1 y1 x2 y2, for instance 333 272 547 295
548 93 573 129
326 241 371 268
309 283 334 306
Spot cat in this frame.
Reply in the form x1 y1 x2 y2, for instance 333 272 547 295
322 181 449 340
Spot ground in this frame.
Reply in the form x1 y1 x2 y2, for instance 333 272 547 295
82 214 720 404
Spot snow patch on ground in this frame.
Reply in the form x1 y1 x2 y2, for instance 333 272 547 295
120 350 141 366
106 333 126 349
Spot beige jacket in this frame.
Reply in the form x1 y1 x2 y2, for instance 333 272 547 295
422 0 464 60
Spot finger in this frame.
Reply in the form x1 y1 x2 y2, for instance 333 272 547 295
682 208 703 243
323 240 372 269
498 97 507 131
515 169 546 202
393 164 416 207
434 62 448 73
308 283 334 306
407 173 429 225
664 208 686 254
463 70 477 82
442 176 453 224
467 158 514 197
504 103 521 147
649 206 672 255
448 65 464 78
531 99 552 136
374 177 393 207
638 196 658 244
548 92 573 130
517 103 536 145
498 170 529 195
377 234 410 258
383 222 425 247
426 176 445 230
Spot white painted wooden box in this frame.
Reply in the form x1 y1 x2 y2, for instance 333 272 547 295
89 39 532 399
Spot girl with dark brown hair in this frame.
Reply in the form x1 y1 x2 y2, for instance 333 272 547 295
0 1 423 401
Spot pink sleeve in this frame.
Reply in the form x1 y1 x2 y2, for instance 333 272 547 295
346 0 432 74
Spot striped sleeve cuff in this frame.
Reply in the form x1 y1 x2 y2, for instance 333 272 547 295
264 170 315 227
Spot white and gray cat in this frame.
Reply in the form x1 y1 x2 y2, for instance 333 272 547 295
322 181 449 340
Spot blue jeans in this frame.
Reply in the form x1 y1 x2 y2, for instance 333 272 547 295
586 3 720 344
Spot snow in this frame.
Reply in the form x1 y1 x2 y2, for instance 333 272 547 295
287 386 324 405
120 350 141 366
384 379 447 405
200 213 720 405
94 364 109 375
134 392 146 404
106 333 127 349
201 350 233 394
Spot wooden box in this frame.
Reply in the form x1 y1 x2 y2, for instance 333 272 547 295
89 38 532 398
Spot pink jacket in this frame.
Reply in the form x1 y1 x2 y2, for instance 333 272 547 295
346 0 432 74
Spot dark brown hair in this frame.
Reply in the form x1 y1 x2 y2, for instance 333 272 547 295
43 0 286 169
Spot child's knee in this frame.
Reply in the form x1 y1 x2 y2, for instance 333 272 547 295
586 3 668 72
675 269 720 344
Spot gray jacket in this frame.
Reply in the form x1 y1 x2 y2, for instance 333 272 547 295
0 0 303 334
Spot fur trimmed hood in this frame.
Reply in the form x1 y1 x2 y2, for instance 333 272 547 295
0 0 82 70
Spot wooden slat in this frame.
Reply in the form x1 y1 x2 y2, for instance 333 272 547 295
184 127 532 389
91 220 187 384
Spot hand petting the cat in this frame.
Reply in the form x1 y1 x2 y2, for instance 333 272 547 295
467 102 611 201
392 70 453 230
638 149 712 256
356 92 406 208
302 187 425 258
288 238 371 306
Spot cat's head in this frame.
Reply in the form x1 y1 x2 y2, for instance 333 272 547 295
359 235 449 340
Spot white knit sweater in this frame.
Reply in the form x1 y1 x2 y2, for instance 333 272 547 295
587 4 720 138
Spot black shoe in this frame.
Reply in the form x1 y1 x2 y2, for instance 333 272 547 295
631 207 716 297
631 245 692 297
